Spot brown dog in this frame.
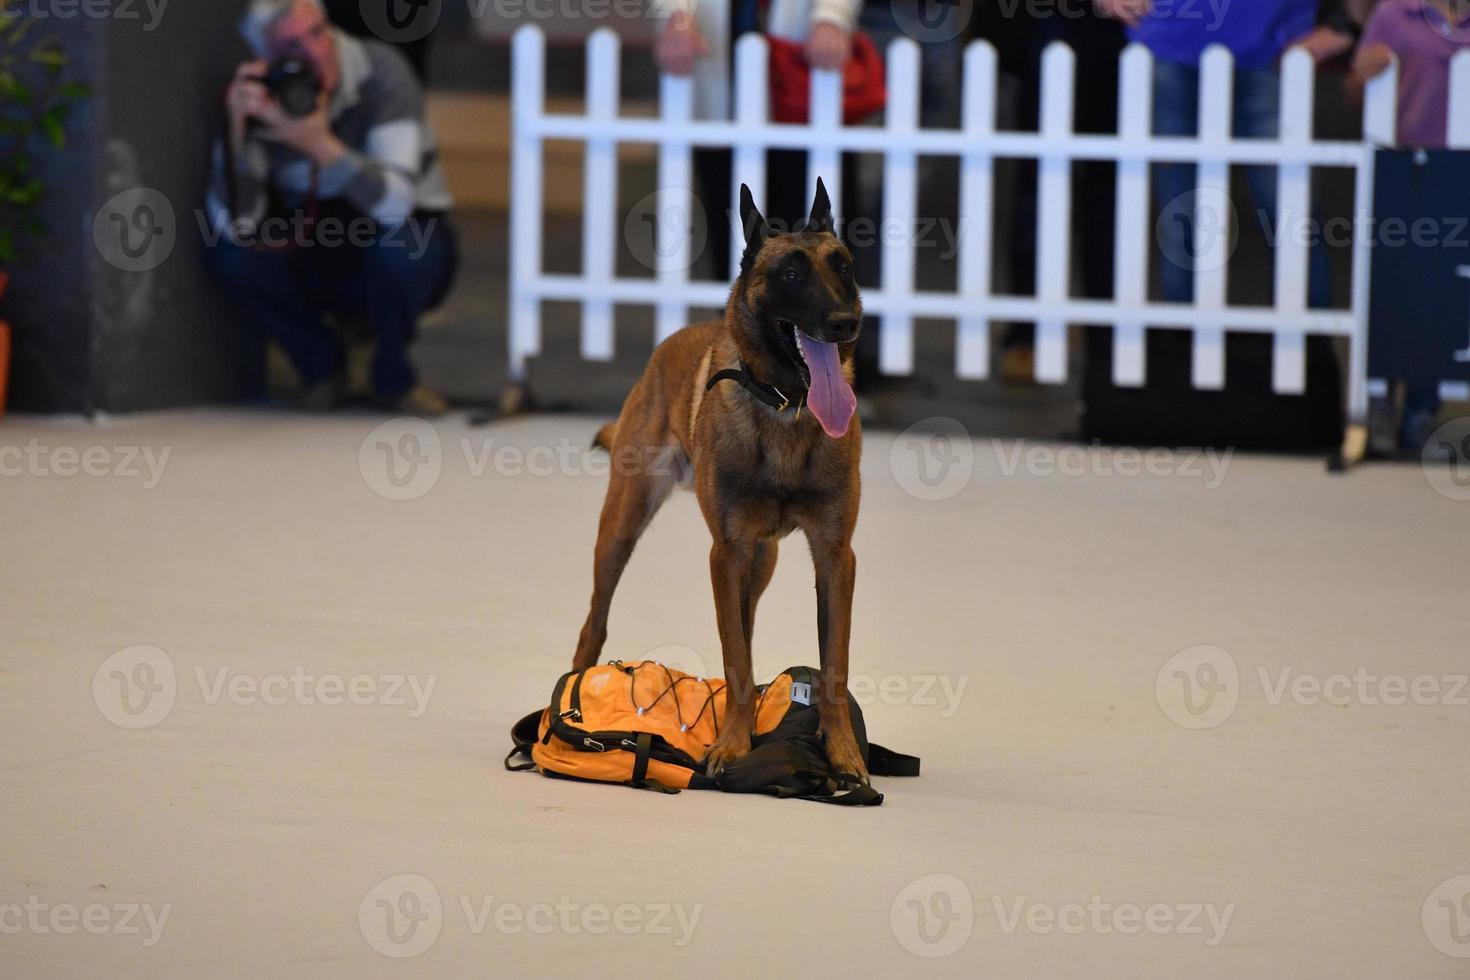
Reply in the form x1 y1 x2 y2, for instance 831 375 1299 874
570 178 868 781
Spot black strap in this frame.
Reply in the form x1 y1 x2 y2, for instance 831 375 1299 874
627 732 681 794
505 710 544 771
868 742 921 778
706 364 803 413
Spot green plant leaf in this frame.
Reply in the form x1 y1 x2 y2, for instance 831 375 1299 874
39 108 63 149
57 81 90 101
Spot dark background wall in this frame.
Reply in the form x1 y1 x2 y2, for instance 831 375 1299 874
9 0 260 413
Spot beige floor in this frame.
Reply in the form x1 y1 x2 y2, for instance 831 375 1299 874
3 410 1468 978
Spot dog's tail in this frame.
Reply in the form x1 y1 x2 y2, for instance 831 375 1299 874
591 421 617 452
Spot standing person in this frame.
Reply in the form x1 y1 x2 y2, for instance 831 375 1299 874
1095 0 1349 309
1347 0 1470 447
206 0 458 415
654 0 859 280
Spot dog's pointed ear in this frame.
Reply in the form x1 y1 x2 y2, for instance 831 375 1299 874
738 183 771 277
806 177 834 235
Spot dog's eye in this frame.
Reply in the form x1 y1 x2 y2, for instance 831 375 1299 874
784 268 802 283
838 264 851 280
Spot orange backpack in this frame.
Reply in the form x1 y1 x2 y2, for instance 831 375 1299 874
506 661 918 806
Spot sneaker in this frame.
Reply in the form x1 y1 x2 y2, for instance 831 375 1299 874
390 385 450 417
1000 346 1036 385
298 378 345 412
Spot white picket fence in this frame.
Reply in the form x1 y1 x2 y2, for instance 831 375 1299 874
508 25 1470 417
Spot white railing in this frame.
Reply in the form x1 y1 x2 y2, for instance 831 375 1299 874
508 24 1470 419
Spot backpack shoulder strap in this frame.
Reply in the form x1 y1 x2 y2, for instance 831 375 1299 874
867 742 920 778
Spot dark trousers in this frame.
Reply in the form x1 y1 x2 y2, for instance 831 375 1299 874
205 214 458 398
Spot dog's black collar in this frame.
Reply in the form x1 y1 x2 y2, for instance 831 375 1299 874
706 363 805 414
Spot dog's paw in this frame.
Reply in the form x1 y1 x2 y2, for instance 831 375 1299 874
822 727 871 786
702 731 752 778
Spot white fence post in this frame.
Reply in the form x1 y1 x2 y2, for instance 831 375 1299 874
956 41 997 380
880 39 922 376
654 68 695 345
1191 45 1232 391
1035 42 1075 384
1272 47 1314 395
731 35 769 280
1112 44 1152 387
809 68 843 225
1452 51 1470 148
508 26 545 381
1353 60 1397 418
580 29 620 362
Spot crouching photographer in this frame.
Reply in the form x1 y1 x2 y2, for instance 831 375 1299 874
205 0 457 415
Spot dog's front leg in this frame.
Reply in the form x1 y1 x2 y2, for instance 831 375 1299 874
812 539 868 783
705 539 757 776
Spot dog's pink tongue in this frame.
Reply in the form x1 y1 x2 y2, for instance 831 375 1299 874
799 336 856 438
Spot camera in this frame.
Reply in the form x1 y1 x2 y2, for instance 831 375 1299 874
261 57 320 119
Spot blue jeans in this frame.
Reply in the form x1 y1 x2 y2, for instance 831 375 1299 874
206 213 458 398
1151 61 1332 308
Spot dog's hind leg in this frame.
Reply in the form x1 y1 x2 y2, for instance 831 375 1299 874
570 436 681 672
